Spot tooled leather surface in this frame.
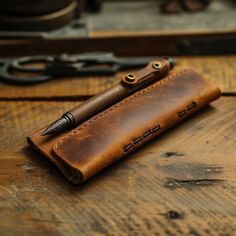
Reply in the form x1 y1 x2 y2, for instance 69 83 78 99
52 69 221 182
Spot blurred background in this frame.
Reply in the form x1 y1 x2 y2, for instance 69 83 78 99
0 0 235 56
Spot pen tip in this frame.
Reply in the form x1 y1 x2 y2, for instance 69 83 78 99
41 127 53 136
41 116 70 136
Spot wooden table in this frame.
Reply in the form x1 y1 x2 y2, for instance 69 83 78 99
0 55 235 236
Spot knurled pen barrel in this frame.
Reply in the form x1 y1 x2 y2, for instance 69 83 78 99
42 58 174 136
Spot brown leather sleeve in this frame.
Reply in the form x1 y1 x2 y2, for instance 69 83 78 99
28 69 221 184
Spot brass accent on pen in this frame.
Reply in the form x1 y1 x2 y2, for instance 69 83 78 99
152 61 162 70
42 58 174 136
125 74 136 82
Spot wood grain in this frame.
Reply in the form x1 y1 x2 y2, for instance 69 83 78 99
0 55 235 100
0 97 235 235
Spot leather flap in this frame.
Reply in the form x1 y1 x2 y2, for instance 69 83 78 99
51 69 221 183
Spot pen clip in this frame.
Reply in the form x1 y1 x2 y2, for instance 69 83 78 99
121 58 171 89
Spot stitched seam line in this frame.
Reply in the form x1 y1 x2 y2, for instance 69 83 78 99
55 69 190 151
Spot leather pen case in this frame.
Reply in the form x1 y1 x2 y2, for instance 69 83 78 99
27 69 221 184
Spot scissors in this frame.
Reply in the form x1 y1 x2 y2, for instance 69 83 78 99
0 52 155 85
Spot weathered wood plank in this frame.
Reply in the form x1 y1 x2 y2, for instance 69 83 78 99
1 31 236 57
0 55 235 99
0 97 235 235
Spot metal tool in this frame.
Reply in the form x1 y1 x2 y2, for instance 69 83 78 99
0 52 155 85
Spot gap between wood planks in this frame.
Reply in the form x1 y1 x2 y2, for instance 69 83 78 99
0 92 235 102
0 95 92 102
